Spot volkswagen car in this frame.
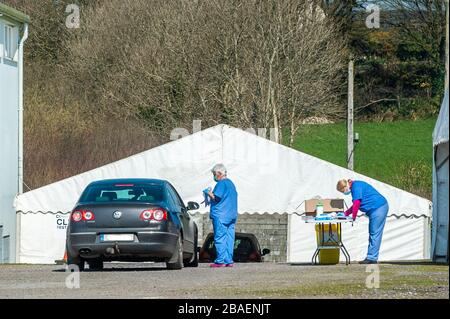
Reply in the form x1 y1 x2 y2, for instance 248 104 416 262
65 178 199 271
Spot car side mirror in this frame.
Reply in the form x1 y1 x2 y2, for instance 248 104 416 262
187 201 200 211
262 248 271 256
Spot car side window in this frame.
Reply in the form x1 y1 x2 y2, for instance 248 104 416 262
255 239 261 252
168 184 185 209
166 186 182 212
165 187 177 211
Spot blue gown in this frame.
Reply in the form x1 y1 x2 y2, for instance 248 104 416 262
210 178 238 264
351 180 389 261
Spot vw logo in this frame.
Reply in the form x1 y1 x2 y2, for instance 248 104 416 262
113 211 122 219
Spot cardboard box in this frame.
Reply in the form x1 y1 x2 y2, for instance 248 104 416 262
304 198 345 216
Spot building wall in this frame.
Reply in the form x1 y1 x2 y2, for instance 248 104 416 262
0 17 20 263
192 213 288 262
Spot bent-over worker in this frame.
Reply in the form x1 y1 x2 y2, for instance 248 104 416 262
337 179 389 264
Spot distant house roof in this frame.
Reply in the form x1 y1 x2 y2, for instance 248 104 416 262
0 2 30 24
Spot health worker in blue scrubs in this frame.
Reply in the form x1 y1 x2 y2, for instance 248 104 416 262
337 179 389 264
205 164 238 268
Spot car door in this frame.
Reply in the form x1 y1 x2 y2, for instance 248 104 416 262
167 184 195 252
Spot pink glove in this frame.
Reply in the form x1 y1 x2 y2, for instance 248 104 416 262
345 199 361 221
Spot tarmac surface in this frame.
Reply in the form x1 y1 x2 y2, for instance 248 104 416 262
0 262 448 299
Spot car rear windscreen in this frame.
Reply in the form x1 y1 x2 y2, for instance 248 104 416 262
79 183 165 203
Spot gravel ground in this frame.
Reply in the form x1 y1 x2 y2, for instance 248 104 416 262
0 262 447 299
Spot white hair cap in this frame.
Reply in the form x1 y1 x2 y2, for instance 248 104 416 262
211 163 227 175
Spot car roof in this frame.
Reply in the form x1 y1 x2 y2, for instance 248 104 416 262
87 178 167 186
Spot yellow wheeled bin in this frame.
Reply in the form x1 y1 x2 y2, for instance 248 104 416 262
315 223 340 265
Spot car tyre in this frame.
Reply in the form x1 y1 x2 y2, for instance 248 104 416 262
167 234 183 270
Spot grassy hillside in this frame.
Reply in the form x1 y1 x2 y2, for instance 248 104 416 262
288 119 436 199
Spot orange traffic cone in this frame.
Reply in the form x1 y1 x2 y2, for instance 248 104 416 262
63 250 68 264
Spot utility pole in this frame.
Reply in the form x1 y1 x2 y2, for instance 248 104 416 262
347 57 354 171
445 0 449 91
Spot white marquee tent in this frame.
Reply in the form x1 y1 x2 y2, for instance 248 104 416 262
431 90 449 263
14 124 431 264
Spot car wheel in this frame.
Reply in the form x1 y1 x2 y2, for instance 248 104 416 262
166 234 183 270
87 259 104 271
184 230 198 268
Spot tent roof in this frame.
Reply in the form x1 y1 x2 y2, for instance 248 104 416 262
433 90 449 147
15 124 431 217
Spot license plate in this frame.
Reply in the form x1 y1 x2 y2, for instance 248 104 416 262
100 234 134 242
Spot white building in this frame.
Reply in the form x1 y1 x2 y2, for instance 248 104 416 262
0 3 29 263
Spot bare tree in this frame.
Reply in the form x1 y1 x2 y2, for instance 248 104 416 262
201 0 346 144
65 0 346 144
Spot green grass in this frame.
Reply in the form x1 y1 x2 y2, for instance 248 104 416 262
286 119 436 199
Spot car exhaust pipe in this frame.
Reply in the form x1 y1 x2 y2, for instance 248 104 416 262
79 248 92 255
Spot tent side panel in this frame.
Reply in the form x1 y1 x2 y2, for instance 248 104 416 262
19 212 69 264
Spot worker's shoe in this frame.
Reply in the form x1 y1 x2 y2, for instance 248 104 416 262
359 259 378 264
210 263 226 268
225 263 234 267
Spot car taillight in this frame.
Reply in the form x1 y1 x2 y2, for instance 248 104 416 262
71 211 83 222
83 210 95 221
153 209 167 221
248 251 261 262
71 210 95 222
140 210 153 220
140 208 167 221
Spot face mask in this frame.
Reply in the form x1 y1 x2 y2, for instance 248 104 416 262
213 175 219 182
343 190 351 195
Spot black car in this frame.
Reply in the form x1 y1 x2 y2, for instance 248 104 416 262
199 232 271 263
66 178 199 271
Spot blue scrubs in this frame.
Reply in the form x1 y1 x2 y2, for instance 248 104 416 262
210 178 238 264
351 181 389 261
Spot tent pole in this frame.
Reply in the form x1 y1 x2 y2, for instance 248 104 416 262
347 57 354 171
